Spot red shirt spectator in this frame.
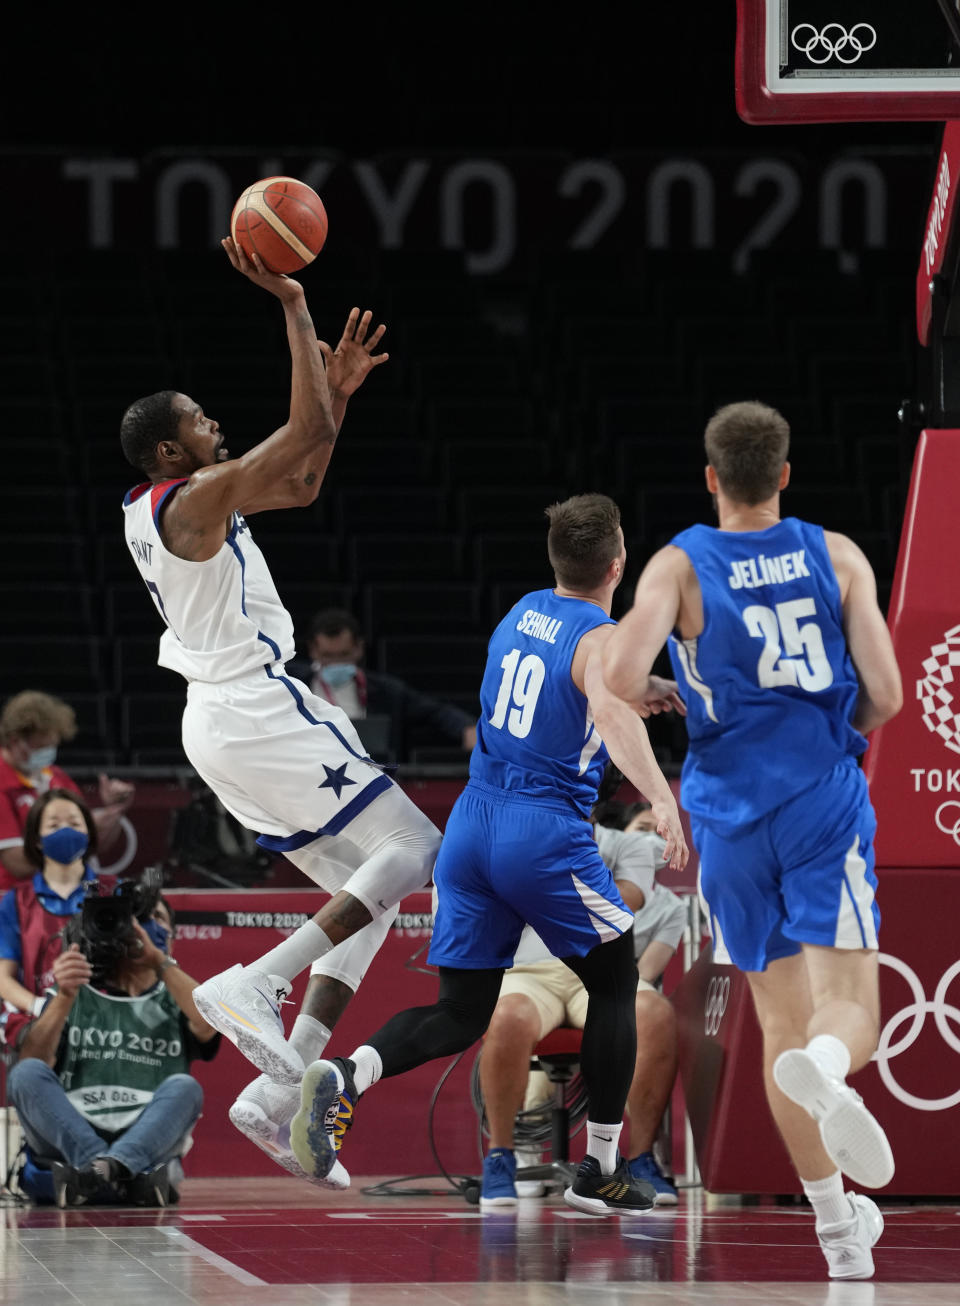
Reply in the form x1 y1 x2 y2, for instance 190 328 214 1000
0 692 135 893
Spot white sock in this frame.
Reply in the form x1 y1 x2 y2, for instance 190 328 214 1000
349 1045 383 1096
586 1121 622 1174
252 921 334 983
289 1014 331 1064
802 1170 851 1230
806 1034 852 1082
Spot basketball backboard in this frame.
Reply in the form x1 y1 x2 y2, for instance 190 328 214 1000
737 0 960 123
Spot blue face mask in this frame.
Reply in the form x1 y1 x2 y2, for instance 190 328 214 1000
25 745 57 772
322 663 357 687
142 918 170 953
41 826 89 865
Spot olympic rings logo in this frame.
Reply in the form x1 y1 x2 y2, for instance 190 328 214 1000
791 23 877 66
704 975 730 1036
935 801 960 846
873 954 960 1112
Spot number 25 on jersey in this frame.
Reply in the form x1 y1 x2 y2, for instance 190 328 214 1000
743 598 833 691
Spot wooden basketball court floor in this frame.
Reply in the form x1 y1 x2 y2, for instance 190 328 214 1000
1 1175 957 1305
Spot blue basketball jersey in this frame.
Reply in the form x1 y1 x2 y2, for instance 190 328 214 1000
666 518 867 834
469 588 615 816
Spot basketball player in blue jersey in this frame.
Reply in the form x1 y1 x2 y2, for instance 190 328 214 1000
118 239 442 1186
603 401 902 1279
287 493 690 1215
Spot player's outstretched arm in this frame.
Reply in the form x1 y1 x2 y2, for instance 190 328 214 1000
603 547 688 710
825 531 903 734
576 629 689 870
162 240 336 544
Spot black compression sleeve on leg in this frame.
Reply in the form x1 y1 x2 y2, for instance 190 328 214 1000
366 966 504 1079
562 929 638 1123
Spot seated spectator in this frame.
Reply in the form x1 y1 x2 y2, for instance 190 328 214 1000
0 788 114 1018
287 608 476 762
7 883 220 1207
0 691 136 890
477 808 687 1209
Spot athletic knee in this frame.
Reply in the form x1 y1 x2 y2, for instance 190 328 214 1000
635 991 676 1044
485 995 541 1051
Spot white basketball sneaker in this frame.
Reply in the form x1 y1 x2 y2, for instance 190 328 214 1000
192 964 304 1085
229 1073 349 1190
773 1048 894 1190
817 1192 884 1280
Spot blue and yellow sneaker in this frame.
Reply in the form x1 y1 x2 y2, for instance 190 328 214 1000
480 1148 518 1210
563 1154 656 1216
627 1150 678 1206
290 1056 358 1183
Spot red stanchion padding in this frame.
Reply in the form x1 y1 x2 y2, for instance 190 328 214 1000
864 428 960 868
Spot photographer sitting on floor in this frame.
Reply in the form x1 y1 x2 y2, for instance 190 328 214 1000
6 872 220 1208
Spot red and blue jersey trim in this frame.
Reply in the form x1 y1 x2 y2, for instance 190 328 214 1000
123 478 188 530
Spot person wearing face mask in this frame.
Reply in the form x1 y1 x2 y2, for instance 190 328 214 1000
0 789 115 1020
0 691 136 891
6 892 220 1208
287 608 477 763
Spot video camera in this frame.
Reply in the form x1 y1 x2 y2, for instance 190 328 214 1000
72 867 164 980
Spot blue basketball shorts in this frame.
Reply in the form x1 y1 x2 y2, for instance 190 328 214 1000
693 757 880 974
427 781 634 969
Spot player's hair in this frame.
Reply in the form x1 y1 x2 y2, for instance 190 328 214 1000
22 787 99 870
120 390 182 474
703 401 790 505
309 608 364 642
0 691 78 745
545 494 622 590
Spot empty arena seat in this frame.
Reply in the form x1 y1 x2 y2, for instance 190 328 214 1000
473 533 553 587
376 634 488 697
456 485 568 535
333 487 449 534
112 637 184 694
0 636 105 696
120 693 186 760
251 535 341 592
0 584 99 638
348 533 465 582
326 436 434 485
425 396 536 440
56 692 119 764
0 535 88 583
6 437 75 485
362 582 481 635
441 438 555 487
0 487 84 534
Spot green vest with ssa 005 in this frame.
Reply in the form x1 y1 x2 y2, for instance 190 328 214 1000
57 983 189 1131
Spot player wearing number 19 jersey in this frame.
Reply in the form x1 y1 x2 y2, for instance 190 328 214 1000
603 402 902 1279
287 494 689 1214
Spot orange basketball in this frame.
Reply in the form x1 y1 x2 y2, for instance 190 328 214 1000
230 176 328 274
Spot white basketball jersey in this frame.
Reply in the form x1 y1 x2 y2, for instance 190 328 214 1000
122 478 295 684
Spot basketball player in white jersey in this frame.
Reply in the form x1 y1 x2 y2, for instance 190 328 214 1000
119 240 442 1185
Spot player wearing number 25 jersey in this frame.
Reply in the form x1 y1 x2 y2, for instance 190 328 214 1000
665 517 867 840
603 403 901 1276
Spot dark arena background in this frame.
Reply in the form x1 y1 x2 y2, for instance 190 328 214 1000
0 5 959 1303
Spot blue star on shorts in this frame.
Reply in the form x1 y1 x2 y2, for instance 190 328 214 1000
318 762 357 800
